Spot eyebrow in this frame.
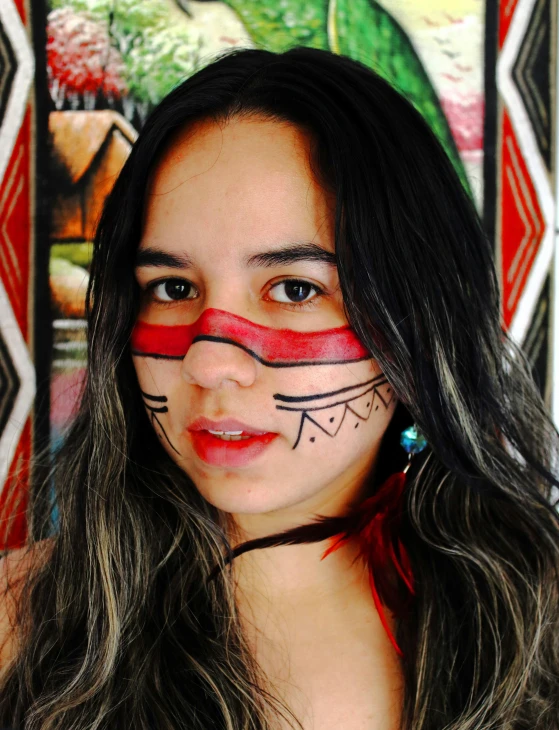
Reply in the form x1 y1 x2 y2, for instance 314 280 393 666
135 242 338 269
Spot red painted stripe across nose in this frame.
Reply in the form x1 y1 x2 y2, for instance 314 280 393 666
131 308 370 365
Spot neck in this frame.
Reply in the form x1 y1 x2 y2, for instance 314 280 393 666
231 533 370 612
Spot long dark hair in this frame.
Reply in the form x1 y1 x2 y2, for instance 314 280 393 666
2 46 559 730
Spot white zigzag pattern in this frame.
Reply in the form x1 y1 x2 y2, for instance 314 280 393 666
0 0 35 494
0 278 35 492
0 0 34 182
497 0 554 345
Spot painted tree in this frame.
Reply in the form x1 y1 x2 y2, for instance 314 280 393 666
47 7 126 110
48 0 203 119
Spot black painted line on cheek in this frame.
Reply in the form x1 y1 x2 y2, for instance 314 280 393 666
273 374 386 403
141 391 168 403
276 382 380 415
276 380 394 450
140 391 180 455
151 411 181 456
145 405 169 414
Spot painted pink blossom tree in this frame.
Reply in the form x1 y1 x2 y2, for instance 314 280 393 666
47 7 127 111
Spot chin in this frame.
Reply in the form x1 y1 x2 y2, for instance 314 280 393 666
195 480 306 517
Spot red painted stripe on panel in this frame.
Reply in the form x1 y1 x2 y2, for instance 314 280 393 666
0 108 31 339
500 109 545 327
0 420 30 551
499 0 519 49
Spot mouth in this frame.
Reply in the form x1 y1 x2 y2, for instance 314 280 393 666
188 416 270 436
187 429 279 467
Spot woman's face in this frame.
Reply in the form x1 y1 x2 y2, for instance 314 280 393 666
132 116 397 535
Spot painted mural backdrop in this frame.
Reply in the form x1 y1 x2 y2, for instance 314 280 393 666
0 0 556 549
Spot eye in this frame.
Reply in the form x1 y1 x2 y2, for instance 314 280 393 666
150 278 195 302
267 279 324 308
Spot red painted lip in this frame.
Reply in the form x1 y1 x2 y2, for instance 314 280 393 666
188 430 279 468
188 416 270 435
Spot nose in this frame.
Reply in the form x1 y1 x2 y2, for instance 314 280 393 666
180 338 258 390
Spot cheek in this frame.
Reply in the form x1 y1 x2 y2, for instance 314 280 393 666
133 357 180 394
132 357 188 461
133 358 185 437
270 359 395 452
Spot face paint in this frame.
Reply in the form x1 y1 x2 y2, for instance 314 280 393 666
274 376 394 449
131 308 370 367
141 391 180 455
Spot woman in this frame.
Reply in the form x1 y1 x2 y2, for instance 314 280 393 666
1 46 558 730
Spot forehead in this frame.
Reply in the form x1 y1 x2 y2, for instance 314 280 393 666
140 117 336 258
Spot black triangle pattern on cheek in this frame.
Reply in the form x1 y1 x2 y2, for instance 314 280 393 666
274 376 395 450
304 403 347 436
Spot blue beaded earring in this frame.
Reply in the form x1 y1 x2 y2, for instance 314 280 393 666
400 424 428 473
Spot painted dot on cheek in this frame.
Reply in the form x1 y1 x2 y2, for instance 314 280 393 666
375 406 379 411
310 437 316 442
329 417 334 422
367 402 370 407
355 423 359 428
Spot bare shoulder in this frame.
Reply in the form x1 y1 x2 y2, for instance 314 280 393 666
0 538 55 667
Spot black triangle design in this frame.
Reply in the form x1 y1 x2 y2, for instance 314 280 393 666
0 330 20 441
511 0 552 172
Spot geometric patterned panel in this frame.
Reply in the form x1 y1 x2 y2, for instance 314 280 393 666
512 0 553 174
522 272 550 398
0 327 20 440
495 0 556 406
0 0 35 550
0 115 32 337
0 418 30 549
0 17 17 130
499 107 546 327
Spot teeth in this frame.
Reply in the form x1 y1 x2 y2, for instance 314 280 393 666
207 429 243 435
207 431 254 442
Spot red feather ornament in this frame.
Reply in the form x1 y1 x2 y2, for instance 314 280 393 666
320 470 415 657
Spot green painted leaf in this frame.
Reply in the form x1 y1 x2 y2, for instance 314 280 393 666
221 0 330 52
330 0 471 195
